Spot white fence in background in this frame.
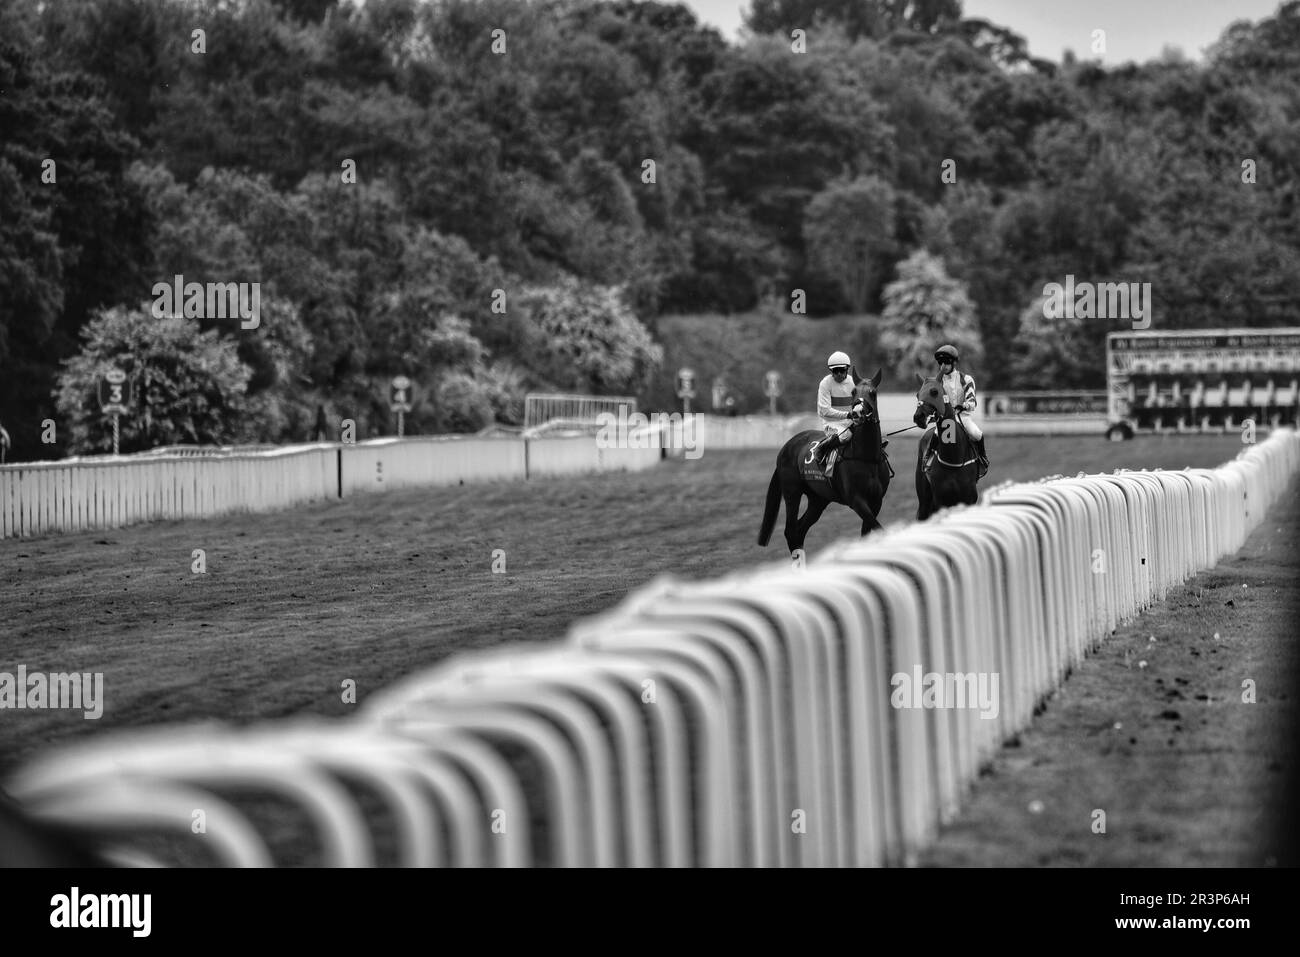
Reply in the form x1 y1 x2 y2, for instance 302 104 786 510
685 414 821 450
524 393 638 433
0 445 338 541
9 430 1298 866
0 434 662 540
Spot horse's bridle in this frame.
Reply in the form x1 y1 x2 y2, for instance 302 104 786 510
850 396 877 424
844 396 891 474
921 398 977 469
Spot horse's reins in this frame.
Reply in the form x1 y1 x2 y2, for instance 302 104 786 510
841 393 976 475
914 401 978 469
842 402 895 477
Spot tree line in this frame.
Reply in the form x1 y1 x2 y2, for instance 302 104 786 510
2 0 1298 459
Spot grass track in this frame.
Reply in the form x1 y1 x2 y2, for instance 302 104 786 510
0 434 1253 778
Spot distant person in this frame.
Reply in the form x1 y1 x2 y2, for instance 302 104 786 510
0 420 9 464
311 404 328 442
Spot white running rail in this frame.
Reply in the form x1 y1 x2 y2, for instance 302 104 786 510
8 431 1299 866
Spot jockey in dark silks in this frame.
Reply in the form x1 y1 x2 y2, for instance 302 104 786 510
913 344 989 477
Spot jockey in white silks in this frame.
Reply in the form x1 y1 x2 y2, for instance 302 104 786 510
813 350 860 477
918 343 988 477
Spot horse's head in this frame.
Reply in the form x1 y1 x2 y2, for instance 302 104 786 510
851 367 884 424
915 372 951 420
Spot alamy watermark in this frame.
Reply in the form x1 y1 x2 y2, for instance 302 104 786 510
151 273 260 329
0 666 104 719
50 887 150 937
595 406 703 459
890 666 999 720
1042 275 1151 329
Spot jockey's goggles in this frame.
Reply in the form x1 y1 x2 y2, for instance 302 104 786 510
830 366 848 374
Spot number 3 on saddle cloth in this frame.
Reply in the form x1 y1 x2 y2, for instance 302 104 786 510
799 425 856 485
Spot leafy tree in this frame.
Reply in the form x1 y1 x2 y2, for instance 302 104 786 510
402 315 487 374
1206 1 1300 74
1006 294 1093 388
6 0 1300 457
878 249 980 376
0 158 63 368
558 148 654 291
661 207 791 313
517 277 663 395
687 38 873 245
962 70 1077 187
37 0 187 134
745 0 961 41
233 295 318 442
918 182 1021 382
270 0 338 23
954 18 1033 70
803 175 897 313
0 4 150 461
54 305 251 453
484 359 531 426
398 317 533 434
433 372 496 433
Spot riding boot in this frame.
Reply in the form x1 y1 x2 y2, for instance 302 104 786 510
815 433 839 477
974 437 989 478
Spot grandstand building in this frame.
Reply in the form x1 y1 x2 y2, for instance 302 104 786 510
1106 329 1300 439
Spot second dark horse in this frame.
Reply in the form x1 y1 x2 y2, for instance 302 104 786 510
757 368 892 556
913 372 981 520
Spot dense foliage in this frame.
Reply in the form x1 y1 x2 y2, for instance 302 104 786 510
2 0 1298 458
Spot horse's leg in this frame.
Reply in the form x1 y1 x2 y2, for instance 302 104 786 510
936 475 958 514
782 485 806 555
915 466 933 521
840 469 885 536
794 494 831 551
849 492 884 536
915 434 931 521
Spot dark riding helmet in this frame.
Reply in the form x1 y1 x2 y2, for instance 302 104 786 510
934 344 959 363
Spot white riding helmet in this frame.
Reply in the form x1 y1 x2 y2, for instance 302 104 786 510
827 351 851 369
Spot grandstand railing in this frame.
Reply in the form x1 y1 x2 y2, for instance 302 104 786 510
8 430 1298 866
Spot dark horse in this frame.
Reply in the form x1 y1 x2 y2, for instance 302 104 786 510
913 373 980 520
757 367 891 555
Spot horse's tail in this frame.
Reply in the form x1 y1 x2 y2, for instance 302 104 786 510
757 467 782 546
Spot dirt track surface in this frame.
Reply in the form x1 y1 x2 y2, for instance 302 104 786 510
919 472 1300 867
0 433 1286 867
